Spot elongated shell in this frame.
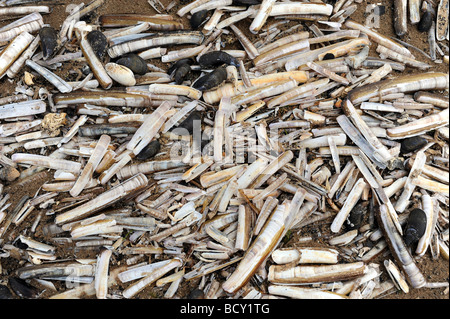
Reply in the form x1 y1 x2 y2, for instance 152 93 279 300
26 59 72 93
12 153 81 174
268 262 366 284
376 204 427 288
272 247 339 265
387 108 449 139
0 32 34 79
77 29 113 90
222 204 287 294
268 285 347 299
55 173 148 224
95 249 112 299
347 73 449 105
269 3 333 16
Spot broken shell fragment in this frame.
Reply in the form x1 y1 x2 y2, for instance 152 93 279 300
418 10 433 32
190 9 208 29
0 0 448 302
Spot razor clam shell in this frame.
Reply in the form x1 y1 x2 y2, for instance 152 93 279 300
25 59 72 93
55 173 148 224
0 0 448 302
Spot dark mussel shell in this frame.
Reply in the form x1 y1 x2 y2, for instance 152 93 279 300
172 111 202 136
168 58 194 75
0 285 13 299
39 26 58 60
418 11 433 32
322 53 335 60
400 136 428 154
168 58 194 85
8 278 39 299
345 201 368 230
136 140 161 160
403 208 427 247
13 237 28 250
193 67 227 91
81 64 92 76
198 51 240 69
86 30 108 60
190 9 208 29
232 0 262 5
116 54 148 75
174 63 193 85
188 288 205 299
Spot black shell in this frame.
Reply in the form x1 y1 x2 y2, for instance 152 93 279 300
86 30 108 60
168 59 194 85
345 202 368 230
322 53 335 60
9 278 39 299
0 285 13 299
198 51 240 69
167 58 194 75
190 10 208 29
39 26 58 60
136 140 161 160
188 289 205 299
174 63 192 85
192 67 227 91
400 136 428 154
232 0 261 5
172 111 202 136
116 54 148 75
403 208 427 247
418 11 433 32
14 237 28 250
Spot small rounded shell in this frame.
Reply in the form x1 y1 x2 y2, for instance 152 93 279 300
400 136 428 154
404 208 427 247
105 62 136 86
116 54 148 75
418 11 433 32
193 67 227 91
190 9 208 29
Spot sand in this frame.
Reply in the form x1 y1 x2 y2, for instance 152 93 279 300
0 0 448 300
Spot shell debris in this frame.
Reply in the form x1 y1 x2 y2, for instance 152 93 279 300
0 0 448 300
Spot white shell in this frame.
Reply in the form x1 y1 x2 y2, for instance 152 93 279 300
105 62 136 86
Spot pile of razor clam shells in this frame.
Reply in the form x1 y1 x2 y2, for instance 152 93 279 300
0 0 449 300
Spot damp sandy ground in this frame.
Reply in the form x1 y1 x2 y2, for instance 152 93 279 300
0 0 448 300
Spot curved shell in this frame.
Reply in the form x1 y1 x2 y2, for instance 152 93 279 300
105 62 136 86
39 26 58 60
86 30 108 60
116 54 148 75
